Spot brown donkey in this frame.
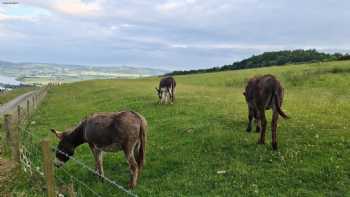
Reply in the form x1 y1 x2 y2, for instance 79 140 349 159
51 111 147 188
243 74 288 150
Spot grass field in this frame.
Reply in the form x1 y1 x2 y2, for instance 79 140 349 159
12 61 350 196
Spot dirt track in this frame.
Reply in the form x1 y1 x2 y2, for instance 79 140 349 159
0 91 36 116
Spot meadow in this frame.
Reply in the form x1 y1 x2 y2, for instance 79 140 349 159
9 61 350 196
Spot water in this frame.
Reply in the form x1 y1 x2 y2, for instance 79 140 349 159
0 75 20 87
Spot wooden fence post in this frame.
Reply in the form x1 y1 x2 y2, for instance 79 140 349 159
41 139 55 197
3 114 11 154
4 114 20 163
17 105 21 124
32 96 35 110
27 99 30 117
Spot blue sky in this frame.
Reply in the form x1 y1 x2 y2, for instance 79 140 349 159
0 0 349 70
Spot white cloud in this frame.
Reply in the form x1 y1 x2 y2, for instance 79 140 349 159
0 12 35 21
170 43 286 50
0 24 27 39
0 3 48 22
156 0 198 12
1 0 350 69
51 0 104 16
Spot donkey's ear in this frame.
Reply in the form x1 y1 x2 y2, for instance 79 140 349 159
243 92 246 96
50 128 64 140
155 87 159 92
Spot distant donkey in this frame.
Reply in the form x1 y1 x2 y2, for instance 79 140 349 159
155 76 176 104
51 111 147 188
243 74 289 150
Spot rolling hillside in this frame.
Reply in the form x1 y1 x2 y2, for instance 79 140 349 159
8 60 350 196
0 60 168 85
168 49 350 76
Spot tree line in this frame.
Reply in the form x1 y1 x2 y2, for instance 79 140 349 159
166 49 350 76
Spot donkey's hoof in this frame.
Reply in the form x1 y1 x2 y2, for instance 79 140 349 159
257 140 265 145
128 181 136 189
98 176 104 182
95 172 104 180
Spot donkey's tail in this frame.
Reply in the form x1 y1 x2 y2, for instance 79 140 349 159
136 112 147 170
171 81 176 102
274 92 289 119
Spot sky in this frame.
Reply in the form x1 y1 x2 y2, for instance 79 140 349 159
0 0 349 70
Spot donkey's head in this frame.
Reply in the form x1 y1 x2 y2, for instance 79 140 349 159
50 128 75 167
243 87 258 119
155 87 161 99
243 91 248 100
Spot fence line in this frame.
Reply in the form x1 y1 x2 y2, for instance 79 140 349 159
21 128 139 197
53 147 139 197
59 167 102 197
20 129 96 197
1 85 56 196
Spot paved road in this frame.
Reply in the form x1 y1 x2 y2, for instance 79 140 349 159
0 90 36 116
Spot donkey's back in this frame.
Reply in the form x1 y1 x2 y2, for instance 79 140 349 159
84 111 144 148
159 76 176 88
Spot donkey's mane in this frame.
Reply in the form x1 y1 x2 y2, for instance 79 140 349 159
64 118 87 147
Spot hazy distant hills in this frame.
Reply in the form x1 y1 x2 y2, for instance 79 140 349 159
0 60 169 84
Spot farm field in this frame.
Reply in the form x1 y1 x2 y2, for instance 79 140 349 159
11 60 350 196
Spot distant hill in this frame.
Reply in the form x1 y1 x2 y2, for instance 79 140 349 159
167 49 350 75
0 61 169 84
0 60 15 66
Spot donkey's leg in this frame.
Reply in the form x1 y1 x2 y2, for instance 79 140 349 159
172 87 176 102
166 91 171 104
124 144 139 189
133 142 140 163
169 87 174 103
89 143 104 177
255 119 261 133
271 107 279 150
161 92 166 104
258 110 267 144
133 141 142 179
246 108 254 132
254 109 261 133
170 92 174 104
98 152 104 176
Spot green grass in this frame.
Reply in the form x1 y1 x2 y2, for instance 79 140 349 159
17 60 350 196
